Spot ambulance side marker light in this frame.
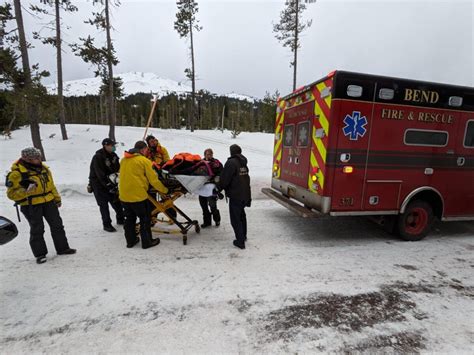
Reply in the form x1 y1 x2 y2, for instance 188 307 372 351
312 167 319 174
343 166 354 174
311 175 317 182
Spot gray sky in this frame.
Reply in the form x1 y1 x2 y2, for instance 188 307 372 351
22 0 473 98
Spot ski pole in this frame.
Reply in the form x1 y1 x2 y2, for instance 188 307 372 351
14 204 21 222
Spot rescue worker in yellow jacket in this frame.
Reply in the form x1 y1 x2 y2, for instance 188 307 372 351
145 135 170 166
119 141 168 249
6 147 76 264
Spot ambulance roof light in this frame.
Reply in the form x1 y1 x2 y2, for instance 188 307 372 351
327 70 336 78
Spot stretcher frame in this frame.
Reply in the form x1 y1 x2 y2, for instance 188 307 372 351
147 190 201 245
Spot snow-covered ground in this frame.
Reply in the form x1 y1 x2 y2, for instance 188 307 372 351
1 125 473 353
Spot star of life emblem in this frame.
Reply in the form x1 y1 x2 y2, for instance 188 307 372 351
342 111 368 140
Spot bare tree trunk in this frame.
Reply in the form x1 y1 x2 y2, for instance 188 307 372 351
105 0 116 140
55 0 68 140
14 0 46 160
293 0 299 92
189 19 195 132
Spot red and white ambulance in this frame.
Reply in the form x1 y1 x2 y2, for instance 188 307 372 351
262 71 474 240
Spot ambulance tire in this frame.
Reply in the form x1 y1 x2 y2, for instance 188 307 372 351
397 200 433 241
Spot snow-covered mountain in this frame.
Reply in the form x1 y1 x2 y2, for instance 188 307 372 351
45 72 191 98
45 71 256 102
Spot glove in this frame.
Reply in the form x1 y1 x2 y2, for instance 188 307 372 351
106 183 117 194
56 200 62 208
246 199 252 207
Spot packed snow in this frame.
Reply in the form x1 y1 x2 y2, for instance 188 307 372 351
0 125 473 353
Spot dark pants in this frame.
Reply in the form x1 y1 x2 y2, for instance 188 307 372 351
199 195 220 225
229 199 247 245
91 182 124 227
21 201 70 257
122 200 154 247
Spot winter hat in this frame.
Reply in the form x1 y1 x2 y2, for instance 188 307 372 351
102 138 116 146
134 141 148 150
21 147 42 160
145 135 157 144
229 144 242 156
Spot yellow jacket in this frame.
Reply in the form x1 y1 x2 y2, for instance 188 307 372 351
119 151 168 203
6 160 61 206
146 145 170 165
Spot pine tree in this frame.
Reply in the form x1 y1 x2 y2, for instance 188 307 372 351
273 0 314 91
71 0 120 140
31 1 78 140
12 0 49 160
174 0 202 132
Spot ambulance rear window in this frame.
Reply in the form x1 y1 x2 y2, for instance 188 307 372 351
404 129 448 147
296 121 310 147
464 121 474 148
283 124 295 147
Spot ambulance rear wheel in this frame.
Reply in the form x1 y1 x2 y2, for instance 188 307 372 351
397 200 433 241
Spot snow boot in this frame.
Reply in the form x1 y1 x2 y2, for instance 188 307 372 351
58 248 76 255
127 237 140 248
36 256 47 264
233 240 245 250
104 225 117 232
142 238 160 249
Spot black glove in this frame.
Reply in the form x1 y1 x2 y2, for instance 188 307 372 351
106 182 118 194
246 199 252 207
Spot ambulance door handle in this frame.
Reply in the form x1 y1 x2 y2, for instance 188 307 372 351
446 149 454 155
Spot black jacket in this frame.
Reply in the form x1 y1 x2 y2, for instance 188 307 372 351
217 154 251 202
89 148 120 188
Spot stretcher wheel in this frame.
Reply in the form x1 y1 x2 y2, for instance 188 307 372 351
195 224 201 234
183 235 187 245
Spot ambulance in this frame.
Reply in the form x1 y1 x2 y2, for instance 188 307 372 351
262 71 474 240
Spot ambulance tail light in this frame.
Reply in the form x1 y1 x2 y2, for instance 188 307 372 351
273 160 280 177
343 166 354 174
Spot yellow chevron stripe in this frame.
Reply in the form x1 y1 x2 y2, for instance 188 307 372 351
315 102 329 135
309 150 325 189
313 136 327 163
273 139 282 156
316 82 332 109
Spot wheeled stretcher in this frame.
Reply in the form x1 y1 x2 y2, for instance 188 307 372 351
144 171 212 245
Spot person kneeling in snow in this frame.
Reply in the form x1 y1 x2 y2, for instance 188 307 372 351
119 141 169 249
6 147 76 264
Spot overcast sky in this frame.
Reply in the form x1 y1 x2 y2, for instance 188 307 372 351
20 0 474 98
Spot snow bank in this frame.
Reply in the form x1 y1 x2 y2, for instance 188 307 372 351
0 124 274 197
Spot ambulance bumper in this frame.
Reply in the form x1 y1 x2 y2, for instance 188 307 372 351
270 178 331 214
